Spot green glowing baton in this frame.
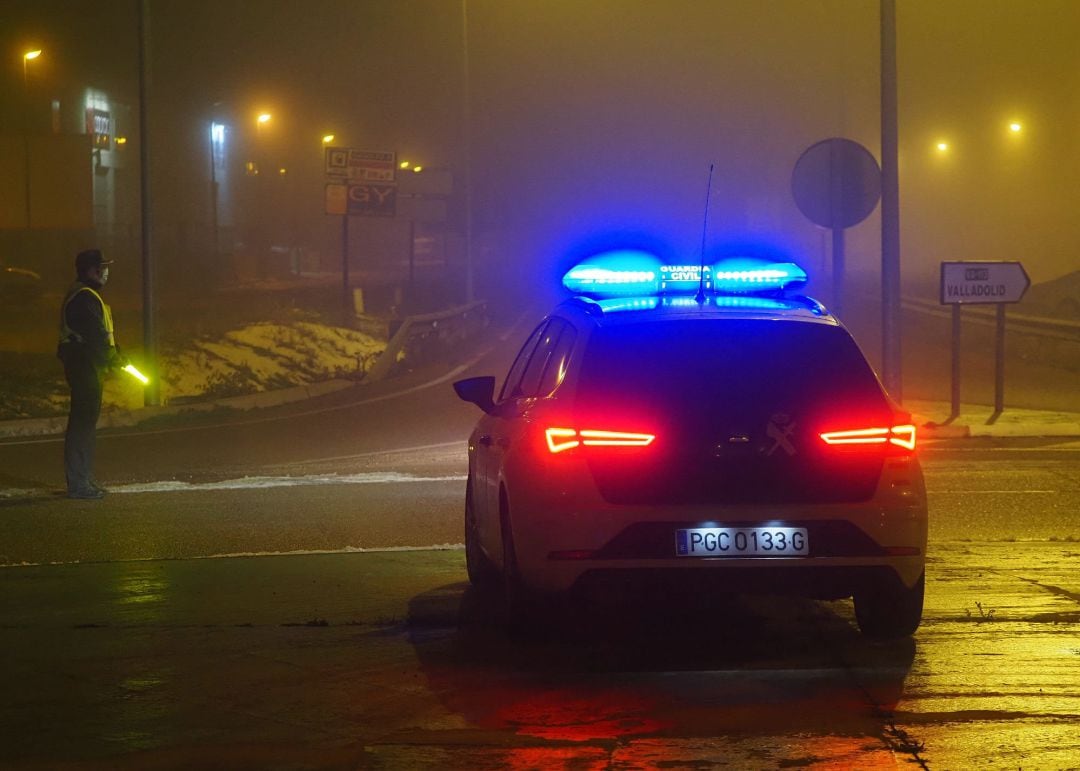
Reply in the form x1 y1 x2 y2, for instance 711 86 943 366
122 364 150 385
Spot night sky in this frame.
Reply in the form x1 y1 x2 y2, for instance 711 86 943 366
2 0 1077 290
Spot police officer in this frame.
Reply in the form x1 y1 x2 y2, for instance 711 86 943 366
58 249 124 499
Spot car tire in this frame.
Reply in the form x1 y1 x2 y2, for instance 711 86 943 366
465 480 498 588
853 571 924 639
499 491 533 633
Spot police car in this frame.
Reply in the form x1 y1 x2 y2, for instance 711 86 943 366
454 251 927 638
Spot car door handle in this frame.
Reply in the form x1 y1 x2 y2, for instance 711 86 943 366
478 435 493 447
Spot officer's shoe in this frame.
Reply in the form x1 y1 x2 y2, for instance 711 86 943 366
89 480 108 495
68 487 105 500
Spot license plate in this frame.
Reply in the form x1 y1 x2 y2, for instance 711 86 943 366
675 527 809 557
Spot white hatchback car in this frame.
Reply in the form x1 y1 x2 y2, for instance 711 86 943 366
455 255 927 638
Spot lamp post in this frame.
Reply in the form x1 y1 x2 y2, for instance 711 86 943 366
21 48 42 229
880 0 902 401
253 112 274 278
461 0 474 302
209 120 225 265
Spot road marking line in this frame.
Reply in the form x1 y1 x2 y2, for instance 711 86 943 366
288 440 465 466
1 544 466 569
928 490 1057 494
922 445 1080 452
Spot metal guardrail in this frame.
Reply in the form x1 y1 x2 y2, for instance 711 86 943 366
901 295 1080 376
902 296 1080 340
366 300 489 383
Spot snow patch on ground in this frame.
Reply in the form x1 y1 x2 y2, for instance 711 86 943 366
1 320 386 418
99 321 385 411
114 472 466 494
1 544 465 568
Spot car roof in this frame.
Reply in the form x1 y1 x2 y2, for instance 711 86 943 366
553 295 840 329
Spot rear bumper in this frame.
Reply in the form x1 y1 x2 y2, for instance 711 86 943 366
524 553 925 595
503 458 928 596
567 561 923 601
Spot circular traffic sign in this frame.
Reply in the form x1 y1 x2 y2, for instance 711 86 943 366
791 138 881 229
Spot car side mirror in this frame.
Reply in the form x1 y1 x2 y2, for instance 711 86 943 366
453 376 496 413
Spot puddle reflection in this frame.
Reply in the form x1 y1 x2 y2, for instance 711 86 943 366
406 584 915 748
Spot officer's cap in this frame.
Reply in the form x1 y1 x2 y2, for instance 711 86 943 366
75 249 114 274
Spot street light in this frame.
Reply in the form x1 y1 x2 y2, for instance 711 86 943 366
322 134 335 144
22 49 42 83
936 141 949 153
1008 121 1022 134
21 48 43 229
257 112 272 125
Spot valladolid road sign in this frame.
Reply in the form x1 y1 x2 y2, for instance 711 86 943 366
940 261 1030 305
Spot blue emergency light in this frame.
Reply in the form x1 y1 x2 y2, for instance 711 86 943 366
562 251 808 298
561 250 662 297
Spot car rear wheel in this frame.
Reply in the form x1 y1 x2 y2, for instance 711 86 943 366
853 572 924 639
499 491 533 632
465 481 498 587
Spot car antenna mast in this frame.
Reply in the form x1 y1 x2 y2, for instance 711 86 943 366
695 163 715 305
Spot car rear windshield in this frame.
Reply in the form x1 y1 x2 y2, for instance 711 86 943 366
574 319 891 505
577 318 885 415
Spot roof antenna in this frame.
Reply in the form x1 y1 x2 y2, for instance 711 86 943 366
695 163 715 305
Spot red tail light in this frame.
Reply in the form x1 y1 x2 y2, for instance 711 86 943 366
819 424 916 451
545 427 656 454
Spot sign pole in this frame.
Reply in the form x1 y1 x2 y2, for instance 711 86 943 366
831 227 844 318
939 260 1029 426
341 214 350 323
408 219 416 291
989 303 1006 425
948 304 961 423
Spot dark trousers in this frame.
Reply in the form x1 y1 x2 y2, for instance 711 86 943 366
62 354 103 492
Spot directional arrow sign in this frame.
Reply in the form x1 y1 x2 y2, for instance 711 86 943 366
940 261 1030 305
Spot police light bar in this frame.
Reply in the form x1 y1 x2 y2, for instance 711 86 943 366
563 252 807 298
710 258 807 293
561 250 662 296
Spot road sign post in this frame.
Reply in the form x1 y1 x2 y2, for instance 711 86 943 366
939 261 1030 424
325 148 397 321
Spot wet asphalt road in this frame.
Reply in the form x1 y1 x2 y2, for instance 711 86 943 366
1 354 1079 767
2 505 1080 769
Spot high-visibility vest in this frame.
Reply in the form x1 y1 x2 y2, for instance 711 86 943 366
58 283 115 348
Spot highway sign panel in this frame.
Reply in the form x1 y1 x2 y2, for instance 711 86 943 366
325 148 397 183
324 183 347 215
347 183 396 217
940 261 1030 305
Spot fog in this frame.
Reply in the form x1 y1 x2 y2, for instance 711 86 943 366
2 0 1077 311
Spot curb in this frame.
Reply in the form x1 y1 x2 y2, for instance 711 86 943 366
917 422 970 440
914 414 1080 440
0 379 356 440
